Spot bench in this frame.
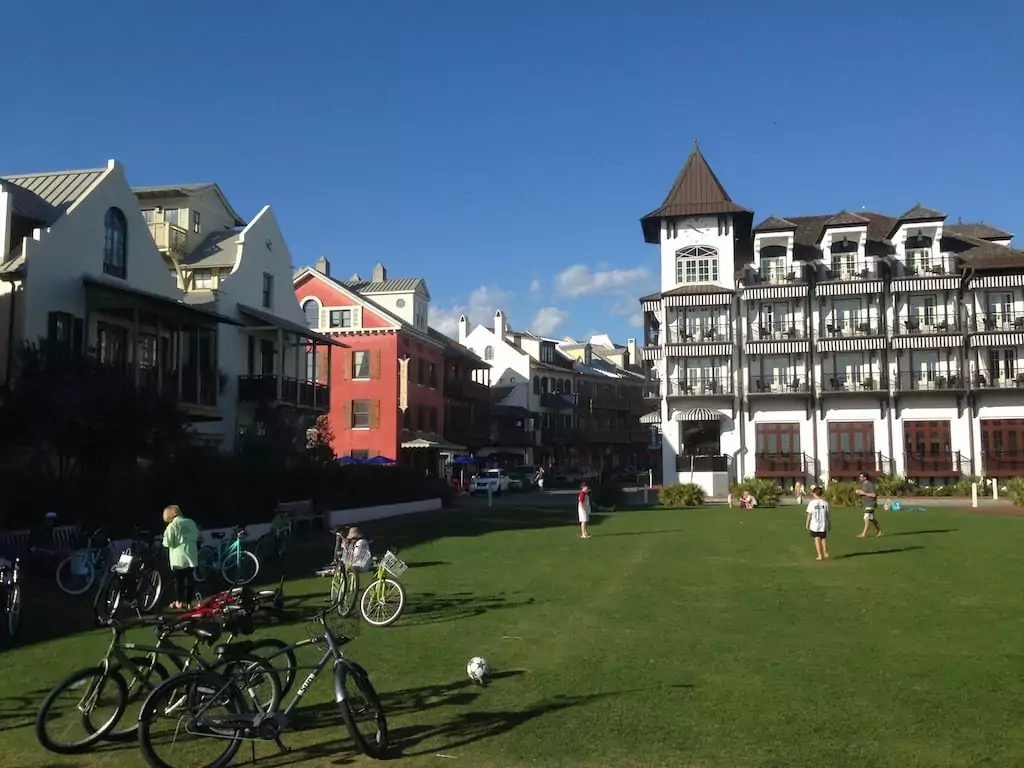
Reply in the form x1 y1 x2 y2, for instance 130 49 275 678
277 499 320 533
0 524 82 555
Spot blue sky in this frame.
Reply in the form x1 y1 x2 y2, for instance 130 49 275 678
3 1 1022 342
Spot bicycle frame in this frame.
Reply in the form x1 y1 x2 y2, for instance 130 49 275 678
209 535 245 572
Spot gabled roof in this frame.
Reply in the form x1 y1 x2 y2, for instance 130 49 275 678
942 231 1024 269
132 182 245 227
898 203 946 222
427 327 489 367
823 210 870 228
1 167 106 211
640 142 750 243
753 215 797 233
0 179 59 224
179 230 240 268
945 221 1013 242
344 276 430 300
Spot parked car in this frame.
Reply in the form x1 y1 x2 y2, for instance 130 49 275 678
469 469 511 496
517 465 538 487
507 474 525 492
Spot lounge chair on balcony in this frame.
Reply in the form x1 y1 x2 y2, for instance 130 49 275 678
760 327 770 339
827 324 838 336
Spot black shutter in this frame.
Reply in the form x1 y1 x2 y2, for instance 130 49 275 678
72 317 84 357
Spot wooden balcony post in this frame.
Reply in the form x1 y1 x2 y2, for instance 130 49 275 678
276 328 284 400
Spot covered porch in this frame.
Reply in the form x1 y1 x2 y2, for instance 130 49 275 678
666 406 733 497
400 430 467 476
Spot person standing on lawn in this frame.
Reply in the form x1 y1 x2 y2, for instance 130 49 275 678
805 486 830 561
162 505 200 609
577 482 592 539
855 472 883 537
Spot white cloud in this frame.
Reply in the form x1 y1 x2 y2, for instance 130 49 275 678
531 306 570 337
554 264 650 299
628 313 644 329
430 284 514 338
530 278 542 296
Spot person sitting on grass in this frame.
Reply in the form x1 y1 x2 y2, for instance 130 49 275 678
739 490 758 509
336 526 372 570
805 486 830 561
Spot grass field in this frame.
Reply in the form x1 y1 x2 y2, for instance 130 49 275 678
2 504 1023 768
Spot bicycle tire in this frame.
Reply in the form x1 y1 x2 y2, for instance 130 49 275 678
6 582 20 639
55 556 95 596
249 638 298 697
335 662 389 758
138 568 163 613
212 653 282 714
94 576 122 626
359 577 406 627
137 670 246 768
101 657 170 742
36 665 128 754
193 546 217 583
340 570 359 617
221 550 259 586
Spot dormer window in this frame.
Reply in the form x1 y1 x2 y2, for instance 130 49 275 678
830 239 859 279
906 234 933 275
540 343 554 362
675 245 719 285
193 269 213 289
759 245 788 284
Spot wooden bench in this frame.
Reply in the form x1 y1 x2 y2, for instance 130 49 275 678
277 499 320 533
0 523 81 555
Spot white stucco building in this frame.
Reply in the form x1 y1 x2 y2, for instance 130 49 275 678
640 142 1024 495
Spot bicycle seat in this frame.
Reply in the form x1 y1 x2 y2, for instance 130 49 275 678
214 639 258 659
182 620 223 645
211 531 227 540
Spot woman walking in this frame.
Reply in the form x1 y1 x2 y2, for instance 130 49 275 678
577 482 592 539
162 504 200 609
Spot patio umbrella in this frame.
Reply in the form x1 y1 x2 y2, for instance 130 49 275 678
365 455 396 465
338 456 364 465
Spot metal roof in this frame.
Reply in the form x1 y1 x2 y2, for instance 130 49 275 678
344 277 427 294
1 167 106 210
180 230 240 268
0 179 60 224
132 182 246 226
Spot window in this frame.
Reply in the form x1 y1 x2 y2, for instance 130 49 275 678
103 207 128 278
484 345 494 361
416 358 426 385
905 235 933 275
302 299 319 328
351 400 372 429
192 210 202 233
351 449 370 460
429 407 438 432
533 376 540 394
262 272 273 308
47 311 73 347
988 348 1017 382
330 309 352 328
675 245 719 285
428 362 437 388
665 220 678 239
540 343 554 362
194 269 213 289
830 239 859 278
97 322 128 368
352 350 371 380
396 298 406 309
717 215 730 236
163 208 180 225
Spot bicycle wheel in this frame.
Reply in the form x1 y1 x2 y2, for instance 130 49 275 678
100 657 170 742
335 662 389 758
137 670 246 768
193 547 217 583
212 653 282 714
340 570 359 618
249 639 297 698
221 550 259 586
359 577 406 627
330 567 344 603
36 665 128 754
6 582 20 638
55 555 95 596
138 569 163 613
94 576 122 626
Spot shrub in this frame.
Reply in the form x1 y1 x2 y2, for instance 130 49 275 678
875 474 910 497
823 481 859 507
1006 477 1024 507
953 478 978 497
729 477 780 507
658 482 705 508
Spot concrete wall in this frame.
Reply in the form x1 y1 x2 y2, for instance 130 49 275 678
327 498 442 528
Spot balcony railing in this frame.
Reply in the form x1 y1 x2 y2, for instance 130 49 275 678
584 392 631 411
897 253 957 278
972 373 1024 389
904 452 971 477
821 312 883 337
750 320 804 340
820 371 886 392
895 313 959 335
982 450 1024 477
757 265 802 285
895 367 965 391
675 454 731 472
238 374 330 410
828 451 892 478
664 323 732 344
147 221 189 258
580 425 633 443
666 376 733 396
643 381 662 399
749 374 810 394
755 452 811 477
444 377 490 400
822 261 877 282
540 392 577 409
974 311 1024 333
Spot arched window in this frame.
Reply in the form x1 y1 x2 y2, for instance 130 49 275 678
675 245 718 285
759 244 787 282
533 376 540 394
302 299 320 328
103 207 128 278
541 377 549 393
484 345 494 361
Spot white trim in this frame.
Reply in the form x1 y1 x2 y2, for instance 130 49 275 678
816 337 888 352
890 276 960 293
745 340 809 355
741 285 808 300
665 343 733 357
641 299 661 312
971 274 1024 289
815 280 884 297
640 410 662 424
663 292 732 307
672 407 725 421
969 332 1024 347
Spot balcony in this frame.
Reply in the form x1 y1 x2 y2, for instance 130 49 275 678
982 450 1024 477
750 320 805 341
895 312 960 335
756 264 802 286
147 221 189 258
238 374 330 411
540 392 577 409
904 451 971 478
666 375 733 396
541 426 582 445
821 260 878 282
820 312 883 338
755 452 812 477
585 392 631 411
675 454 730 472
580 424 633 443
139 367 216 407
972 373 1024 389
444 377 489 401
896 253 957 278
974 310 1024 333
895 367 966 392
664 323 732 344
643 381 662 399
819 371 887 393
749 374 810 395
828 451 892 478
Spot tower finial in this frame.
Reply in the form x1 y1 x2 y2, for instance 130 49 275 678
693 138 700 150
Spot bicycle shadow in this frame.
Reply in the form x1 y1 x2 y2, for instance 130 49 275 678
0 688 49 733
397 591 539 627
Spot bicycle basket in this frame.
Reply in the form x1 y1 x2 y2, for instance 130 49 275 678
381 550 407 577
306 613 360 651
112 550 135 575
343 547 373 570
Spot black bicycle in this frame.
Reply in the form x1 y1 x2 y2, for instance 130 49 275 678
137 600 388 767
0 556 21 643
94 533 163 626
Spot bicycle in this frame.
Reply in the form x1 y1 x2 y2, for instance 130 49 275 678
93 535 163 625
55 528 112 596
194 526 260 586
36 608 283 754
254 515 292 562
137 598 389 767
358 550 408 628
0 556 21 643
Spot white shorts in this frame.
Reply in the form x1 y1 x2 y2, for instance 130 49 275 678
577 505 589 523
863 511 876 521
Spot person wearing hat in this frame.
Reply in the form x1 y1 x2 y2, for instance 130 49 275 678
336 526 371 571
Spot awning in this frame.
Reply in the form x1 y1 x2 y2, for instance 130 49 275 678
237 303 345 347
673 407 725 422
83 275 239 325
640 411 662 425
402 436 467 451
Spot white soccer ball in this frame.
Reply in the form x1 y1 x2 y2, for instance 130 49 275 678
466 656 490 682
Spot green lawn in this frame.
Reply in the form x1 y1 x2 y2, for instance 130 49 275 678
2 505 1023 767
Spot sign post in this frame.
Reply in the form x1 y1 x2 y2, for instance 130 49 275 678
971 481 978 508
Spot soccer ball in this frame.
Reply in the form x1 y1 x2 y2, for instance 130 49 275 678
466 656 490 683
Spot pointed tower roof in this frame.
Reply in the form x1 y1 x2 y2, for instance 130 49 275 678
887 203 948 239
753 215 797 233
640 141 750 243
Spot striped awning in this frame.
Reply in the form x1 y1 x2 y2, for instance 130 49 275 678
815 280 884 297
641 298 662 312
640 410 662 424
745 340 809 355
890 333 964 350
640 346 663 361
817 336 888 352
665 343 733 357
673 407 725 422
663 292 733 307
970 331 1024 347
971 274 1024 289
741 285 808 300
890 276 960 293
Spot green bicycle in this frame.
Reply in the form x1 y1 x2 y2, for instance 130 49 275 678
326 531 407 628
194 526 260 586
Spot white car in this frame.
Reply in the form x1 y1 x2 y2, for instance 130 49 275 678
469 469 510 496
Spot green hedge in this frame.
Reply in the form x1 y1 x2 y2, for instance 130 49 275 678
658 483 705 508
729 477 781 508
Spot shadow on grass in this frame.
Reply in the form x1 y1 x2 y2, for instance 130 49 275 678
0 687 49 733
596 528 689 538
885 528 956 537
398 591 538 627
840 546 924 559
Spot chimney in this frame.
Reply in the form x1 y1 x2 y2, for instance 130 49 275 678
494 309 506 337
458 314 469 344
0 185 12 259
626 338 638 369
349 272 361 282
372 263 387 282
583 344 593 365
315 256 330 276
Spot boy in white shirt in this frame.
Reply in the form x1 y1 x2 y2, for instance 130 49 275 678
804 486 830 561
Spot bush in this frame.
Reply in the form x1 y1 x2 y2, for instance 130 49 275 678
658 483 705 508
1006 477 1024 507
729 477 780 508
823 481 859 507
875 474 910 497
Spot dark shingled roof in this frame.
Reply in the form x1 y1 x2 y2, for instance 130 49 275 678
823 210 871 229
898 204 946 222
640 142 750 243
942 231 1024 269
641 285 734 301
946 221 1013 241
753 215 797 233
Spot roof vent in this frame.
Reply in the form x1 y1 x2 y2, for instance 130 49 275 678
349 272 361 282
314 255 330 276
372 263 387 282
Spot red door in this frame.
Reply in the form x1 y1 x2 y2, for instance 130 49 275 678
828 422 876 477
755 423 802 475
981 419 1024 476
903 421 952 475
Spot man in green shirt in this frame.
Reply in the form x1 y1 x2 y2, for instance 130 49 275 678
162 505 200 609
855 472 883 538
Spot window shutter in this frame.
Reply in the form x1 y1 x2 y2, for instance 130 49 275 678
341 399 352 429
340 349 351 380
370 349 381 379
371 400 381 429
352 306 362 330
320 307 328 329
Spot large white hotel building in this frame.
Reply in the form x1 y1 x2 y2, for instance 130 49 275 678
639 143 1023 495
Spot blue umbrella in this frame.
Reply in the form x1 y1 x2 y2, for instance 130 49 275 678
453 456 481 464
365 455 395 465
338 456 365 465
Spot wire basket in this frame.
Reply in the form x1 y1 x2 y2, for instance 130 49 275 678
381 550 407 578
306 613 361 651
343 547 373 570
